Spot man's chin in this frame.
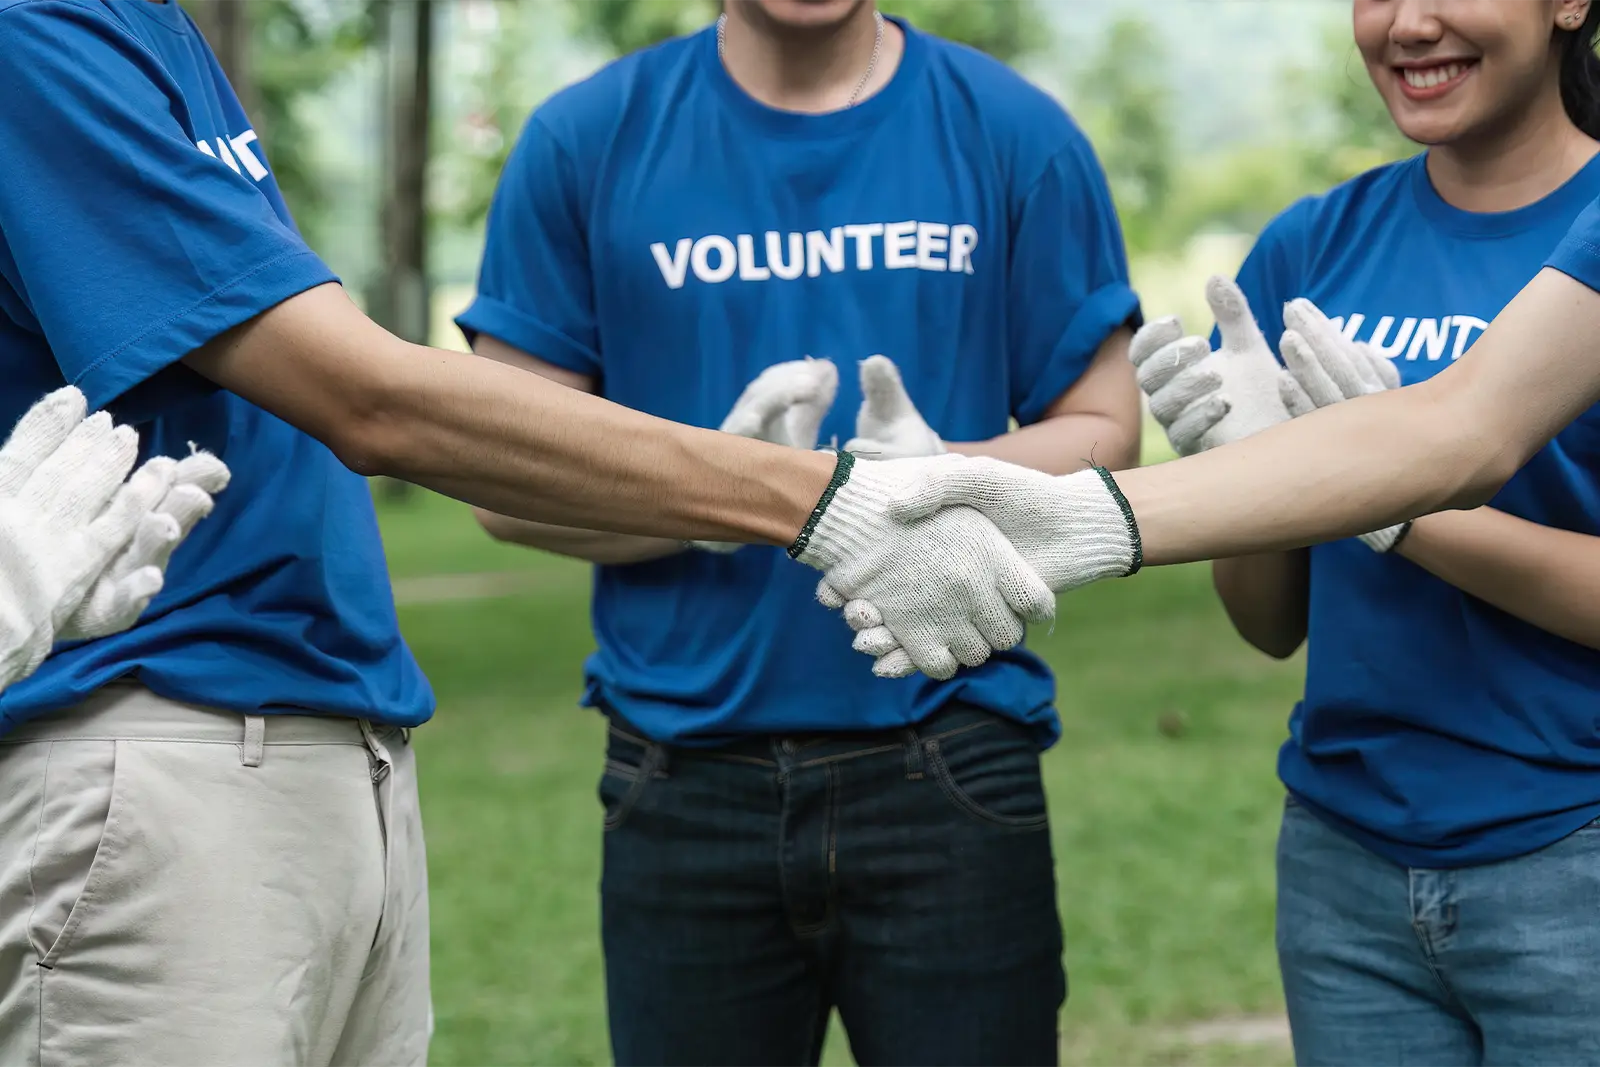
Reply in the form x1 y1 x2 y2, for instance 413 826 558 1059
738 0 868 36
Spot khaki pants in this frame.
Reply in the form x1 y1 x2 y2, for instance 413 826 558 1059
0 684 431 1066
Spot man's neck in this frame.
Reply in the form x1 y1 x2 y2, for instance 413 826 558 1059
1426 88 1600 213
719 4 903 114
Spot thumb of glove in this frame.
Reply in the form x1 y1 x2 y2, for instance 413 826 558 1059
857 355 917 432
1205 275 1270 361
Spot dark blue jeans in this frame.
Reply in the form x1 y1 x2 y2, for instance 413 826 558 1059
597 702 1065 1067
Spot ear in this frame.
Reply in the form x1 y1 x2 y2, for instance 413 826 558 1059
1556 0 1590 31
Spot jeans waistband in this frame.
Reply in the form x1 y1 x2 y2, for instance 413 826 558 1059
0 682 384 747
601 699 1006 763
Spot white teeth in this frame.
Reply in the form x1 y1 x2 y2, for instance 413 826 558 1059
1403 62 1465 89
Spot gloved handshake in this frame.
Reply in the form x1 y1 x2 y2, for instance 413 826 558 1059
1133 277 1411 552
700 355 1143 681
0 387 230 692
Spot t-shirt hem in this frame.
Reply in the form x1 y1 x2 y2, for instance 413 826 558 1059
454 296 602 378
1286 785 1600 868
1014 282 1140 426
0 668 436 735
581 670 1061 749
72 249 337 409
1545 235 1600 296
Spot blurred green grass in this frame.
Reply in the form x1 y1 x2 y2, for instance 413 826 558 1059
378 469 1298 1067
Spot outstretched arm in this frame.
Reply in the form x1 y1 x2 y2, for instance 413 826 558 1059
844 261 1600 679
463 335 688 565
184 284 834 546
1117 266 1591 565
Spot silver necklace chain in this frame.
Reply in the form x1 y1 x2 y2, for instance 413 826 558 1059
717 9 886 109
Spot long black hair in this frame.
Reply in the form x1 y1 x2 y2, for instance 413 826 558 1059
1559 5 1600 138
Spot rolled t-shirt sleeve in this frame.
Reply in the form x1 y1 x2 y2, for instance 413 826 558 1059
1007 131 1142 426
454 115 600 377
1545 196 1600 294
0 2 335 410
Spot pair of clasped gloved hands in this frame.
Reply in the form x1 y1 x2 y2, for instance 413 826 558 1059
745 290 1410 683
0 387 230 692
694 355 1134 680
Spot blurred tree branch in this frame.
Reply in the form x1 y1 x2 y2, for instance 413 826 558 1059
1068 16 1175 256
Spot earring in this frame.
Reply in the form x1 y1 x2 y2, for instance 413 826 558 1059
1571 11 1585 25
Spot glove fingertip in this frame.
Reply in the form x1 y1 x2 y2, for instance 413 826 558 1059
852 625 899 657
1009 571 1057 626
174 450 231 494
815 579 846 609
872 648 915 679
842 598 884 631
160 484 215 529
1129 317 1183 366
152 511 183 543
124 565 165 601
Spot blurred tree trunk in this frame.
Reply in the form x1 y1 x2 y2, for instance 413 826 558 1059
376 0 433 346
372 0 435 502
187 0 259 119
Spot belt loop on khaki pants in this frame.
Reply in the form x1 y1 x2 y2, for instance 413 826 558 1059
241 715 266 768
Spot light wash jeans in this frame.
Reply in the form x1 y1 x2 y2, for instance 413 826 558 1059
1277 796 1600 1066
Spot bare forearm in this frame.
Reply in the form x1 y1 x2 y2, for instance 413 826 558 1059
1114 385 1483 566
1398 508 1600 650
1211 552 1309 659
184 285 831 545
474 509 684 566
1116 269 1600 566
948 413 1139 475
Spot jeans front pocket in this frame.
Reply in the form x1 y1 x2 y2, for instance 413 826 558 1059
925 716 1048 831
598 724 667 832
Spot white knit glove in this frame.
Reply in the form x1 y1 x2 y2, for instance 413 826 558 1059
843 355 946 459
809 455 1135 678
0 388 182 691
1278 298 1411 553
1131 276 1305 456
693 357 838 553
59 447 231 640
791 453 1057 681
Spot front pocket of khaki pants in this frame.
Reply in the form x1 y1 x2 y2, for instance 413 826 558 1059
31 740 127 968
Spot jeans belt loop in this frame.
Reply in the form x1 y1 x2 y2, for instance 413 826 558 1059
902 726 925 780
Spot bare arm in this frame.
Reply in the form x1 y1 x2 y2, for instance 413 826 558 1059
466 335 685 565
182 283 832 544
1115 268 1600 565
1210 552 1310 659
1394 508 1600 650
947 327 1142 474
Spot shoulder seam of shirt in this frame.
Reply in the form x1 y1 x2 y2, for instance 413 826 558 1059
0 0 173 77
526 111 593 224
1017 136 1093 210
1 0 111 30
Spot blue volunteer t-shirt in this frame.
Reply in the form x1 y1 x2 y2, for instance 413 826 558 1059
0 0 432 730
1228 152 1600 867
457 19 1138 746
